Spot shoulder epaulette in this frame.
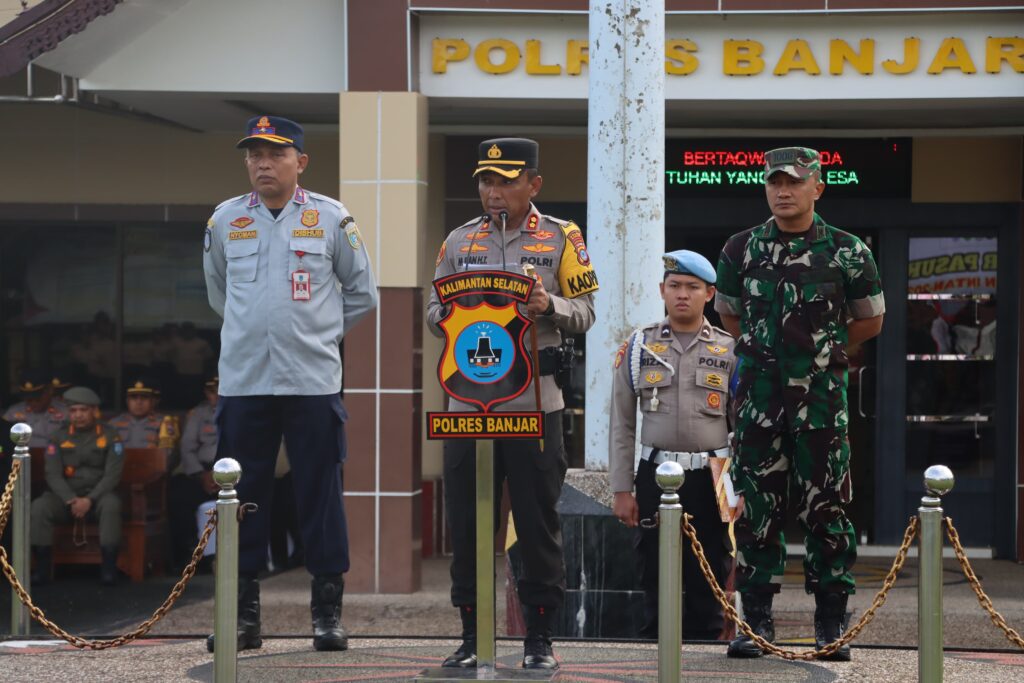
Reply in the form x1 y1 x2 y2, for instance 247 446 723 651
307 191 344 211
213 193 249 213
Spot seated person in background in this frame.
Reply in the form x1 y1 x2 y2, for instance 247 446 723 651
50 373 73 413
31 387 124 586
108 377 179 470
168 376 219 570
3 369 68 448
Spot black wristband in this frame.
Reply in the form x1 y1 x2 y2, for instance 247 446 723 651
543 298 555 316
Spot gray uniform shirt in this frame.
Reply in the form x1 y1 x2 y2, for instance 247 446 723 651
180 401 218 476
3 402 67 448
203 187 378 396
608 318 736 493
426 206 598 413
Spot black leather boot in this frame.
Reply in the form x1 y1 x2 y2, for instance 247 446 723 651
31 546 52 586
100 546 119 586
522 605 558 670
206 574 262 652
442 605 477 668
311 574 348 651
814 592 851 661
727 593 775 658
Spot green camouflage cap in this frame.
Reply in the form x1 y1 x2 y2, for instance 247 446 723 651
764 147 821 180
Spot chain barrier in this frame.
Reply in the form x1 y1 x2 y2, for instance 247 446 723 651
944 516 1024 650
0 459 218 649
679 512 919 661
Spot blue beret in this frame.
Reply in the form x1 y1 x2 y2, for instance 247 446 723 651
236 115 304 152
662 250 716 284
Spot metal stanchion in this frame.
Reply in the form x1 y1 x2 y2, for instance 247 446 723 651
919 464 954 683
212 458 242 683
10 423 32 636
655 461 684 683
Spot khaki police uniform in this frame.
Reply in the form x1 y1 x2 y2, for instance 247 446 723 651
609 317 735 639
427 203 597 610
31 423 124 547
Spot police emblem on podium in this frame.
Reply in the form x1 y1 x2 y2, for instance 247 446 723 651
427 270 543 439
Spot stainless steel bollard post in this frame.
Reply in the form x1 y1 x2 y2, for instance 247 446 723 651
9 423 32 636
655 461 684 683
919 464 954 683
212 458 243 683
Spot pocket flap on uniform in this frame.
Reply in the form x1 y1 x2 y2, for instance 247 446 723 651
289 238 327 255
697 370 728 390
225 239 260 258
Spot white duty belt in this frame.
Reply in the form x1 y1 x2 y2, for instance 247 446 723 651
641 445 729 470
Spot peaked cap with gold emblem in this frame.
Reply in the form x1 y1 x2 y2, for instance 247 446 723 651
126 377 159 396
473 137 539 179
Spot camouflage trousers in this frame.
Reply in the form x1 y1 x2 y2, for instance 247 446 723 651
732 424 856 595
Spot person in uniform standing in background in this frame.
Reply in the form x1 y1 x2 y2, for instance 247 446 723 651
3 370 68 448
31 386 124 586
427 138 599 671
609 250 734 641
168 375 220 570
204 116 377 653
715 147 885 661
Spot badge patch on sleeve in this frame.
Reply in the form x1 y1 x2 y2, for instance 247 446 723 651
436 241 447 267
204 218 213 252
614 339 628 368
557 222 599 298
344 223 362 250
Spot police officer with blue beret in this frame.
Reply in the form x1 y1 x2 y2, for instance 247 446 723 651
203 116 378 653
608 250 736 641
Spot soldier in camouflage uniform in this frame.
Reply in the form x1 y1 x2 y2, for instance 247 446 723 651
715 147 885 661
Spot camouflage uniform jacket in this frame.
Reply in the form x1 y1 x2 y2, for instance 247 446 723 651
44 423 124 503
608 318 735 493
3 402 67 448
715 213 884 432
426 204 598 413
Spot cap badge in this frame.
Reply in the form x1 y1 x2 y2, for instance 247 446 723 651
135 381 144 389
301 209 319 227
487 144 502 159
254 116 275 134
21 382 32 391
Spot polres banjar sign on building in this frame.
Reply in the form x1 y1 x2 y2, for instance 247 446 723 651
420 13 1023 100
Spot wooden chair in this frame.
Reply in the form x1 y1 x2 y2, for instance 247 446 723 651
32 448 169 582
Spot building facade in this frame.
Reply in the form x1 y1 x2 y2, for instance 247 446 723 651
0 0 1021 591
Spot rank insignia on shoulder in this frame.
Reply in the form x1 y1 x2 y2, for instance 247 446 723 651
706 344 727 355
301 209 320 227
230 217 254 229
526 214 539 231
644 371 663 384
707 392 721 409
647 342 669 354
344 223 362 250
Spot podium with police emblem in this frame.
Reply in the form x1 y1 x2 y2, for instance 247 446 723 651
418 270 552 681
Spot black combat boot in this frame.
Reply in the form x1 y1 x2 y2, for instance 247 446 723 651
311 574 349 651
522 605 558 670
31 546 52 586
727 593 775 658
99 546 119 585
206 574 262 652
442 605 477 668
814 591 851 661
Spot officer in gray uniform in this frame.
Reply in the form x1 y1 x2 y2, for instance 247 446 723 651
3 369 67 448
204 116 377 653
609 250 735 641
107 378 166 448
427 138 599 671
31 386 124 585
168 375 220 569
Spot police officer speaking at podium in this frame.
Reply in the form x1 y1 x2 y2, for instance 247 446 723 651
427 138 599 670
608 250 735 642
715 147 885 661
203 116 377 653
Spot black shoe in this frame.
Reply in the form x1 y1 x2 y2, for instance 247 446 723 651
311 574 348 651
727 593 775 659
206 575 263 652
100 546 119 586
31 546 52 586
442 605 477 668
522 605 559 670
814 592 852 661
